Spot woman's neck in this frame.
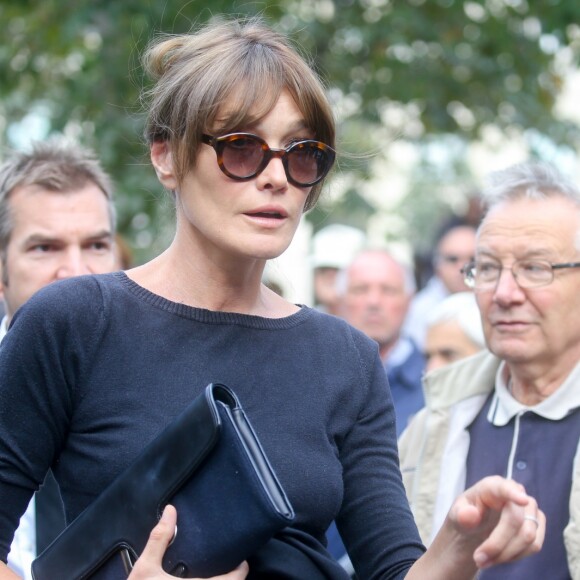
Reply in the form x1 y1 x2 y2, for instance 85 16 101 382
126 247 296 318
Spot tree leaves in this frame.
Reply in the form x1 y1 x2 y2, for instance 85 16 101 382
1 1 579 261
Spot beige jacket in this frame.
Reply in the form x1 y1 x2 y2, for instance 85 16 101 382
398 349 580 578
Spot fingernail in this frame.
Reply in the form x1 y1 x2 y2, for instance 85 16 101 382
161 505 172 520
474 552 489 568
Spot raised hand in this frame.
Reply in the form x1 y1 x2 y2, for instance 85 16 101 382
449 475 544 569
408 475 544 580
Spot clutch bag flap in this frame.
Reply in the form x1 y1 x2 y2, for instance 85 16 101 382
31 383 294 579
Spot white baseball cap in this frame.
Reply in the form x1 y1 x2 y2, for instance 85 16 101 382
311 224 367 269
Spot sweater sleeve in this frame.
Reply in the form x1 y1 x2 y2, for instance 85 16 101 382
336 330 426 579
0 277 105 561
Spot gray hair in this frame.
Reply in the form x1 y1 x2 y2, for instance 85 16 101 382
335 248 416 297
0 137 117 255
480 161 580 251
426 291 485 348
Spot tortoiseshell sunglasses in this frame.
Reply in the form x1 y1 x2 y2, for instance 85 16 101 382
202 133 335 187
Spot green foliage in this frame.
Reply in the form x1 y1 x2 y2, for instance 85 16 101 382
1 0 579 261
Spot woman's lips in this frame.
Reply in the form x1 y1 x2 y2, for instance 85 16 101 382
247 211 284 219
243 206 289 227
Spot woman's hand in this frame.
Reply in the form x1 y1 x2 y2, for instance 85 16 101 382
128 505 249 580
448 475 544 569
408 476 544 580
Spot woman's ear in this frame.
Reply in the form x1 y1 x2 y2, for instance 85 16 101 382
150 141 178 190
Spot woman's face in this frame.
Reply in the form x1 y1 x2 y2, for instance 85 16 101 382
152 90 315 266
424 320 482 372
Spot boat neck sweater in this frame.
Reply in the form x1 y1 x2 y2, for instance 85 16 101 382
0 271 424 578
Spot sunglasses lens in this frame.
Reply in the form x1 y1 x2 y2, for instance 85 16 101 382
287 142 334 186
214 134 335 186
221 136 264 178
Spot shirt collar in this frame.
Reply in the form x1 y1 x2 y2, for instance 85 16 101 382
488 360 580 426
385 336 413 369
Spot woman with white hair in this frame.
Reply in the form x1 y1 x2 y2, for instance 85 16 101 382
424 291 486 373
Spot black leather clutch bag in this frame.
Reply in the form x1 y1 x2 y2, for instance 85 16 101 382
31 383 295 579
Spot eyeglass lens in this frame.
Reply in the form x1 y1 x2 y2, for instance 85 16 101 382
467 260 552 289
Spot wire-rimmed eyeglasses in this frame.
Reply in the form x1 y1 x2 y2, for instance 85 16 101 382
462 259 580 290
201 133 336 188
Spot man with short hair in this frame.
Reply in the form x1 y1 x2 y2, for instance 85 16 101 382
0 138 118 578
337 248 424 435
399 161 580 577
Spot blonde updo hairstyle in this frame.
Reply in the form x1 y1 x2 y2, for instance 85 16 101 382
142 17 336 211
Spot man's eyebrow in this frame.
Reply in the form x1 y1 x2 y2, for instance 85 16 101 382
23 230 113 245
22 233 62 245
82 230 114 241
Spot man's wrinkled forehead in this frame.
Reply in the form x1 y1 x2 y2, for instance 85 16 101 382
476 196 580 256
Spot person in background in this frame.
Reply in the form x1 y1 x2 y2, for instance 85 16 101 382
0 18 543 580
399 161 580 578
328 248 425 576
0 137 118 579
413 195 484 291
337 248 425 435
404 221 477 349
310 223 366 315
424 291 486 373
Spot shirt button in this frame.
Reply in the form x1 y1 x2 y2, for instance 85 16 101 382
516 460 527 470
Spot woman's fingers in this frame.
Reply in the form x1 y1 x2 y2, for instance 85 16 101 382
128 505 176 579
128 505 249 580
146 505 177 561
451 476 524 533
449 476 544 569
473 501 545 569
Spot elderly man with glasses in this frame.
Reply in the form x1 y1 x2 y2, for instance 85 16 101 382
398 161 580 579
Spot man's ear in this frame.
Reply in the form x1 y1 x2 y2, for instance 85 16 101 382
150 141 178 190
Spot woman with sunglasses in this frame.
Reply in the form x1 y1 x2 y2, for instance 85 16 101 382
0 17 543 580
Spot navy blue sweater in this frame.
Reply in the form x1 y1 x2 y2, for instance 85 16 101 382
0 272 424 578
